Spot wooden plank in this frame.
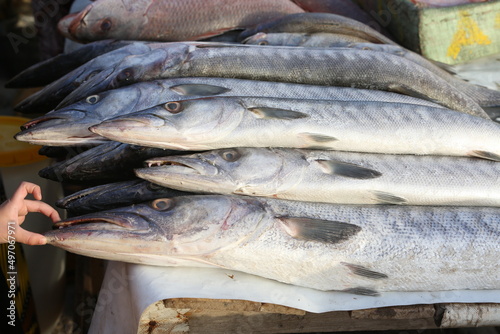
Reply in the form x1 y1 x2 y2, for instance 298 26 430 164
137 299 440 334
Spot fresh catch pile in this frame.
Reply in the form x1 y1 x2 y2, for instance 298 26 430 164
9 5 500 295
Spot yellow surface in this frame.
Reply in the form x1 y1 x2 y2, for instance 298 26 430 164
446 10 492 60
0 116 46 167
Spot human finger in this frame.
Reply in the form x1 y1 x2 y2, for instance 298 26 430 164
13 226 47 245
11 182 42 202
24 200 61 222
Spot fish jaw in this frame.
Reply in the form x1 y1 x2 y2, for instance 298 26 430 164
44 210 169 264
15 113 108 146
89 113 178 148
57 12 79 40
136 156 227 193
45 196 269 265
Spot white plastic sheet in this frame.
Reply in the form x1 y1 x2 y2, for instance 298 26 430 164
89 261 500 334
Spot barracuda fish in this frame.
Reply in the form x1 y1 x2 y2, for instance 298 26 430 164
57 179 190 214
57 42 488 118
242 38 500 108
6 40 136 89
13 41 152 113
243 32 371 46
136 148 500 206
237 13 395 44
58 0 303 43
15 77 444 146
44 195 500 294
38 142 178 183
90 97 500 161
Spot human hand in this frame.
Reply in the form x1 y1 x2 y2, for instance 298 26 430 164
0 182 61 245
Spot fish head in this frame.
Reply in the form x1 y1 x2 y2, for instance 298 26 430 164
61 1 144 42
14 108 109 146
136 148 297 196
90 97 244 150
45 195 268 264
15 87 140 146
59 43 191 107
38 142 130 182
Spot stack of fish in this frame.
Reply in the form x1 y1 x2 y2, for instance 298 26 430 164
8 4 500 296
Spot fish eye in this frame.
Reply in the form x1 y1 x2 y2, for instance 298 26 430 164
258 40 268 45
117 68 133 82
86 95 100 104
164 101 183 114
220 149 241 162
146 182 163 191
151 198 174 211
100 18 112 32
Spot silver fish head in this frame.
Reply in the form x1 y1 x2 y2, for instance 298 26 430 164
136 148 298 196
90 98 244 150
45 195 267 264
15 107 108 146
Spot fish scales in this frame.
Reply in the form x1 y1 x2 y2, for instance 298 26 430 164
137 148 500 206
63 43 488 118
44 195 500 293
90 97 500 160
14 77 444 146
60 0 304 42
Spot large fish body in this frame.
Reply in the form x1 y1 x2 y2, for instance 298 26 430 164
136 148 500 206
242 38 500 108
15 77 444 146
44 195 500 294
60 42 488 118
90 97 500 160
59 0 304 42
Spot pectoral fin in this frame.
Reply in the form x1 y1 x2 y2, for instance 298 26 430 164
277 217 361 244
371 191 407 205
469 150 500 162
316 160 382 179
170 84 231 96
248 107 309 120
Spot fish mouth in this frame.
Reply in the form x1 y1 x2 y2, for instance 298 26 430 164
67 5 93 40
20 114 71 130
143 157 219 176
53 211 150 231
56 186 100 209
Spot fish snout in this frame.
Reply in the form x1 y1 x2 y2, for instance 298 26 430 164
144 157 219 176
53 211 150 232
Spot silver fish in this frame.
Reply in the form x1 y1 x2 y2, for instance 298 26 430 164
58 42 488 118
90 97 500 161
15 77 444 146
237 12 396 45
44 195 500 294
242 37 500 108
243 31 371 46
136 148 500 206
